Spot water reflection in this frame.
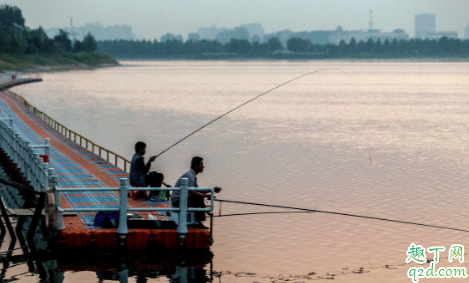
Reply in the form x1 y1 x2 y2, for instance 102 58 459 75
0 249 214 283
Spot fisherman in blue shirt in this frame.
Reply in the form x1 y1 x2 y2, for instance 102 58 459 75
129 141 163 199
172 156 221 229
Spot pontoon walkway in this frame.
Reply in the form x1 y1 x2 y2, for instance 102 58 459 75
0 78 212 251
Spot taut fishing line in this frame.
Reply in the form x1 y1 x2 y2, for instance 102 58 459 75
155 68 347 157
216 199 469 233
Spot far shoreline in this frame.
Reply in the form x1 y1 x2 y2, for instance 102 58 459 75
112 56 469 63
32 62 120 73
0 53 120 73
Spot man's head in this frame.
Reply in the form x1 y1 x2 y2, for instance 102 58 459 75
135 141 147 155
191 156 204 174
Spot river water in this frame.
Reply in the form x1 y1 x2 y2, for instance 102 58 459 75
7 60 469 282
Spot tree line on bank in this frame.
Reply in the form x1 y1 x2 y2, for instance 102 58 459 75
0 4 97 54
98 37 285 57
98 36 469 58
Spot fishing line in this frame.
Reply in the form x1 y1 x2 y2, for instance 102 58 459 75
156 68 348 157
216 199 469 233
214 211 309 217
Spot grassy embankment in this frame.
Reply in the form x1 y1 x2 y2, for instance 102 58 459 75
0 53 118 72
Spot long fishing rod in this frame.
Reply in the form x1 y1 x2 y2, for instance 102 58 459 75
155 68 347 157
216 199 469 233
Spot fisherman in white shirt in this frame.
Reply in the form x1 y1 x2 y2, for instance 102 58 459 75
172 156 221 229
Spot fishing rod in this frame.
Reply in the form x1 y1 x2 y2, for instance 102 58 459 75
216 199 469 233
155 68 347 157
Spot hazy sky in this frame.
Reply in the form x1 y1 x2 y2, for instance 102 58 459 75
5 0 469 39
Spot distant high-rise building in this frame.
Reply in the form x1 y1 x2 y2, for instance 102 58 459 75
196 24 264 42
216 27 250 44
465 24 469 39
415 14 436 39
240 23 265 41
198 27 226 40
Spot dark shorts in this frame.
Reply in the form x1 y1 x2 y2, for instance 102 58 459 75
172 196 206 222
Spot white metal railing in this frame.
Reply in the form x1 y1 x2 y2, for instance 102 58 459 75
0 115 53 209
0 107 214 242
54 178 214 240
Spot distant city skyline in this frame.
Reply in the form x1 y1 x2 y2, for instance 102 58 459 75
5 0 469 40
46 22 136 41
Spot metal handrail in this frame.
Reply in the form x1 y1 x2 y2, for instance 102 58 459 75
1 88 132 172
0 117 55 210
53 177 214 240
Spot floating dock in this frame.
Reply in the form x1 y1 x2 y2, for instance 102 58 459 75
0 78 212 251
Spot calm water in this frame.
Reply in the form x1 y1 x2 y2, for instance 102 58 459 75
7 60 469 282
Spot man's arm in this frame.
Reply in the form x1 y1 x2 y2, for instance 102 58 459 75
135 157 151 174
189 190 209 198
190 187 222 198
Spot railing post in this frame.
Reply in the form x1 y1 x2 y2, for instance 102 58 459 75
1 123 4 153
8 113 13 129
20 138 26 175
38 160 45 190
2 123 6 153
42 163 49 193
24 142 31 181
6 127 13 158
177 178 188 243
117 178 128 245
13 133 19 164
3 124 6 156
44 138 50 159
0 122 3 151
52 175 64 230
48 168 55 199
33 152 40 191
1 123 5 154
16 135 24 174
48 168 54 182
